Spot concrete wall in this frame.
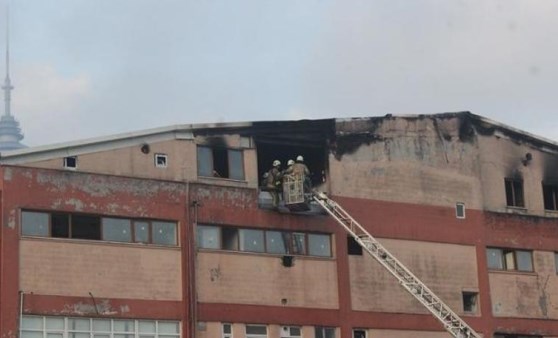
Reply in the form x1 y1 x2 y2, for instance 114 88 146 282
350 238 479 315
477 132 558 216
489 251 558 319
20 238 182 301
367 329 451 338
196 323 337 338
196 251 339 309
25 136 259 188
329 117 484 209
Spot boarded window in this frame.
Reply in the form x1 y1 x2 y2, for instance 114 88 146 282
505 178 524 207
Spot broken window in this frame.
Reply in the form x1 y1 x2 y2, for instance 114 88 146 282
347 236 363 255
154 153 168 168
505 178 524 207
315 327 335 338
543 183 558 211
353 329 366 338
246 325 267 338
63 156 77 169
222 227 239 251
71 215 101 240
462 292 478 313
197 146 244 180
486 247 533 272
102 218 132 243
51 213 70 238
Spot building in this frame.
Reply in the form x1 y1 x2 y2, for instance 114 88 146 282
0 112 556 338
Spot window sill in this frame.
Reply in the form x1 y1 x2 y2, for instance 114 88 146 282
197 247 334 261
505 206 527 214
198 176 248 184
20 235 181 250
487 269 536 276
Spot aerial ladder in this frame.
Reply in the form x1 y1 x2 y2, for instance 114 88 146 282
309 191 481 338
281 175 480 338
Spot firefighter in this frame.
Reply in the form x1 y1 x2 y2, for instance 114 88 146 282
266 160 283 208
293 155 311 192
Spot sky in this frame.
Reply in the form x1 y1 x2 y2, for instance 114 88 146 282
2 0 558 147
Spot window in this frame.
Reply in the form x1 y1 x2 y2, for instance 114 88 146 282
281 326 301 338
21 210 177 246
197 146 244 180
543 183 558 211
505 178 524 207
347 236 363 255
308 233 331 257
155 153 168 168
353 329 366 338
462 292 478 313
198 225 221 249
487 248 533 272
21 316 179 338
239 229 265 253
222 323 232 338
246 325 267 338
102 218 131 242
196 225 332 257
315 327 335 338
63 156 77 169
456 202 465 218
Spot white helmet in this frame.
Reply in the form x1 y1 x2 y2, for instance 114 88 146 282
287 159 294 166
296 155 304 162
273 160 281 167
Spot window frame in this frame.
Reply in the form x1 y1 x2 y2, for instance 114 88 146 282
245 324 267 338
505 178 525 208
21 210 178 247
197 145 245 180
63 156 78 170
196 224 332 258
154 153 168 168
542 182 558 211
486 247 534 272
222 323 233 338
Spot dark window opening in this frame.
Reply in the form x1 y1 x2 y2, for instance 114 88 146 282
51 213 70 238
347 236 363 255
63 156 77 169
505 178 524 207
71 215 101 240
256 142 327 188
353 330 366 338
462 292 478 313
543 183 558 211
197 146 244 180
222 227 239 251
155 154 168 168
